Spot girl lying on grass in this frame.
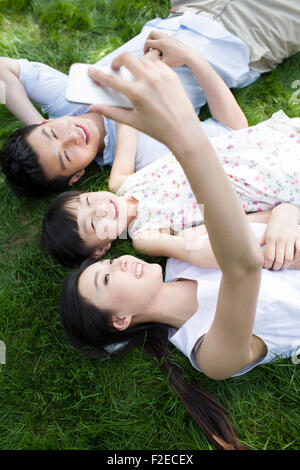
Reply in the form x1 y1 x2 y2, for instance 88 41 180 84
43 33 300 267
58 52 300 450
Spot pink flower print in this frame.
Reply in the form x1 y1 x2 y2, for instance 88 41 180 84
152 172 155 176
175 193 180 198
234 162 239 167
165 214 169 220
247 129 253 133
289 134 295 138
273 189 278 194
181 217 188 226
223 159 229 164
227 145 234 150
244 182 250 187
172 180 176 184
193 203 197 209
157 174 161 178
162 164 167 169
156 211 161 215
179 209 184 214
243 203 247 209
182 180 186 185
167 170 174 175
274 202 281 207
170 219 174 224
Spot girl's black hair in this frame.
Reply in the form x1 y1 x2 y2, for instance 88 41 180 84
42 190 96 267
59 261 247 450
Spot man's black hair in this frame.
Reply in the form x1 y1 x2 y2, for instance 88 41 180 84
0 124 71 199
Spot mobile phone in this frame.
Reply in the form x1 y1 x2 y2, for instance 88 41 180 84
65 63 134 108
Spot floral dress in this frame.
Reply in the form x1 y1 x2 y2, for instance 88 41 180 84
116 111 300 238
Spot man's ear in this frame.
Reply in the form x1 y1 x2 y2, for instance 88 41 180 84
112 313 132 331
68 169 85 186
91 243 111 258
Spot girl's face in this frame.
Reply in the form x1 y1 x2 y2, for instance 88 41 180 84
78 256 163 320
73 191 129 252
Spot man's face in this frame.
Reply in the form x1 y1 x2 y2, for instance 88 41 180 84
27 114 102 184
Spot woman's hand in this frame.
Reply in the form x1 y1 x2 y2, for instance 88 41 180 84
259 203 300 270
88 52 202 156
143 31 193 68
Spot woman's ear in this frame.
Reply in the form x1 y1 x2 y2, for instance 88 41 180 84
112 313 132 331
91 243 111 258
68 169 85 186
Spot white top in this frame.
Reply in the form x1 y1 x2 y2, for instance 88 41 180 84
165 223 300 377
17 12 258 170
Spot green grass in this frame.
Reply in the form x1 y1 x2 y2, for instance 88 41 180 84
0 0 299 451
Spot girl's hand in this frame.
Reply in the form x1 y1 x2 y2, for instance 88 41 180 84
143 31 193 68
259 203 300 270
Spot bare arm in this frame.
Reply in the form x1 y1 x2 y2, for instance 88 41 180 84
0 57 44 124
88 54 263 380
144 31 248 130
108 123 138 192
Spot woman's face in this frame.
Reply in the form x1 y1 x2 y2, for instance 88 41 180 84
71 191 129 251
78 255 163 319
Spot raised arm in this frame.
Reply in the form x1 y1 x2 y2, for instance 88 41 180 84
0 57 44 125
88 53 263 380
144 31 248 130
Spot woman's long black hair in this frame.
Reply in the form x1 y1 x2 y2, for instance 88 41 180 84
59 261 247 450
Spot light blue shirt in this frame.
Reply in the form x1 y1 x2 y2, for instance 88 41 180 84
18 12 259 170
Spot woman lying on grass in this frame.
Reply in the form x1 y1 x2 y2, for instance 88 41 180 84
43 33 300 268
58 52 300 450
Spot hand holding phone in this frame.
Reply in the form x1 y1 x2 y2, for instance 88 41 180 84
66 63 134 108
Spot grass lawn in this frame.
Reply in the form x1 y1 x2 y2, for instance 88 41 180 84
0 0 299 451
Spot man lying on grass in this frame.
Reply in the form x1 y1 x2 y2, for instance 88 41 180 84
0 3 298 199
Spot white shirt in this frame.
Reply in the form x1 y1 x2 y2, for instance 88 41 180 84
165 223 300 377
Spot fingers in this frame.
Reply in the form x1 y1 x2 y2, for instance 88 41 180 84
264 236 299 271
110 52 146 76
144 38 162 55
89 103 137 128
88 68 133 102
142 48 162 62
271 240 285 270
281 241 295 270
263 237 276 270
